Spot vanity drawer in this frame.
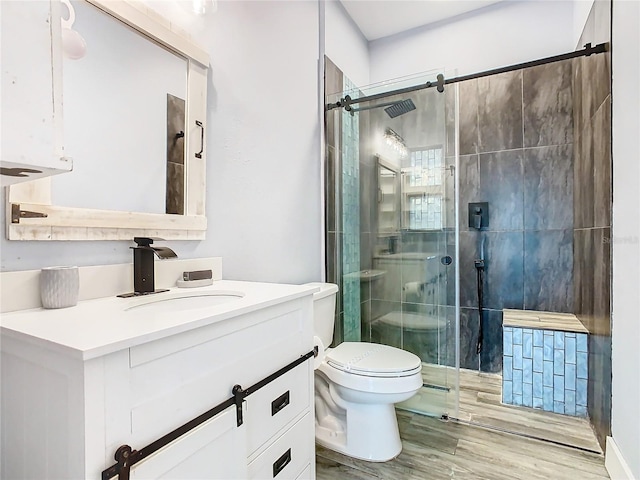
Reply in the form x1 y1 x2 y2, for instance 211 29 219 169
246 360 311 455
247 413 313 480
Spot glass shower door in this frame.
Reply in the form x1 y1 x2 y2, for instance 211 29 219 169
325 64 459 420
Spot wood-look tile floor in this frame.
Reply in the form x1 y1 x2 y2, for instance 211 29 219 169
316 367 608 480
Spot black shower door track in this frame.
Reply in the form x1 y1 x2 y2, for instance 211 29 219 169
326 42 608 112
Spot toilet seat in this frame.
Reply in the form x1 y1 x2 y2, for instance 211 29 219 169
325 342 422 378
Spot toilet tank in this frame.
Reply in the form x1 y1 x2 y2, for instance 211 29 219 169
304 282 338 347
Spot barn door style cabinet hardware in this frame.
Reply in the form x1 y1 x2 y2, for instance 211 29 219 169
1 284 316 479
102 350 316 480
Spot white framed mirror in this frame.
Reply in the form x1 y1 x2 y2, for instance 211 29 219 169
6 0 210 241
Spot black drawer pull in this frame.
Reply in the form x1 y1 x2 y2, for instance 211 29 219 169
271 391 290 416
273 448 291 478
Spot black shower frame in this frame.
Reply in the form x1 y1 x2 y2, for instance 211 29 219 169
326 42 607 112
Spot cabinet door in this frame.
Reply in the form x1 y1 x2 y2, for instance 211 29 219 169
0 0 70 186
130 406 247 479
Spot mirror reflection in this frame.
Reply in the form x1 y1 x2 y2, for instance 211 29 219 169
51 0 188 215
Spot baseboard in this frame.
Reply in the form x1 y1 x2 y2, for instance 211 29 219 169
606 436 636 480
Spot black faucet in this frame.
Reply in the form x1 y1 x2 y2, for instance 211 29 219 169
117 237 177 297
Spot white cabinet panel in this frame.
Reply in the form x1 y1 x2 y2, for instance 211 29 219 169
131 407 247 480
248 413 314 480
246 361 311 456
1 290 315 479
0 0 70 185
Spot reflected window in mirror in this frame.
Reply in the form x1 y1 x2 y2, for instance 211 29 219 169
402 146 444 230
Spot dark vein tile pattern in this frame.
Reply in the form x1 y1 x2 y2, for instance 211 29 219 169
523 145 573 231
524 229 573 312
523 61 573 148
478 70 524 153
572 0 612 450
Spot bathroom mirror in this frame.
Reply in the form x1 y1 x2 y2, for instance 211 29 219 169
6 0 210 240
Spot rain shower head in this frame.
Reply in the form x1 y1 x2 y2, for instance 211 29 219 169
384 99 416 118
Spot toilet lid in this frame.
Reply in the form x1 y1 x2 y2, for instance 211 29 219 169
325 342 421 377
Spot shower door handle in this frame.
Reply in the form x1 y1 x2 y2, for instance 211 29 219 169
441 256 452 266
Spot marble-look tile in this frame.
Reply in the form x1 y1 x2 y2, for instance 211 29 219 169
575 120 594 229
587 334 612 448
572 57 583 136
458 231 481 308
484 231 525 310
523 229 573 312
458 79 479 155
543 334 553 361
444 85 456 157
458 155 480 231
576 228 595 332
565 364 577 391
477 70 524 152
523 60 573 147
480 309 503 373
533 346 543 372
565 389 577 416
543 361 553 389
524 145 573 230
443 158 456 229
326 145 339 233
566 336 577 364
573 230 583 317
533 371 543 397
592 99 612 228
479 150 524 231
586 51 611 119
592 228 611 337
459 307 480 370
503 327 513 356
580 55 593 137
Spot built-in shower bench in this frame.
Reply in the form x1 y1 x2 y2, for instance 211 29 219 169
502 309 588 417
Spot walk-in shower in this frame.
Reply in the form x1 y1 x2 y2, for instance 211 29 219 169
324 39 610 452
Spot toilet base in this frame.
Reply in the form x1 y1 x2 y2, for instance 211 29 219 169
315 402 402 462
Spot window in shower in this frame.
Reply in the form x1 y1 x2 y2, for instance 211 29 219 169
403 146 444 230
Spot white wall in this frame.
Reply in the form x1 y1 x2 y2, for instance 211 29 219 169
573 0 595 48
1 1 323 285
196 0 322 283
611 0 640 477
368 0 575 83
324 0 370 88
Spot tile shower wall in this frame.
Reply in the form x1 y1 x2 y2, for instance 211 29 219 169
341 77 361 342
325 57 363 345
454 61 574 373
572 0 612 449
325 57 345 344
503 327 588 416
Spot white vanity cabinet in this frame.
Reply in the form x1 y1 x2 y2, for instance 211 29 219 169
0 0 70 186
0 282 316 479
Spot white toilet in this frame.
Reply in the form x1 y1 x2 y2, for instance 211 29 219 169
307 282 423 462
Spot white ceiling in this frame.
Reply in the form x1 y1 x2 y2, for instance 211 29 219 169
339 0 506 41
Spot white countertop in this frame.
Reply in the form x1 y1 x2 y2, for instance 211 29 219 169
0 280 318 360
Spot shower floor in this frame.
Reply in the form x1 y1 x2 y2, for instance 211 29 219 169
316 409 608 480
400 364 602 453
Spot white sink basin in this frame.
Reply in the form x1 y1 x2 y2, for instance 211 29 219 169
126 291 244 314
